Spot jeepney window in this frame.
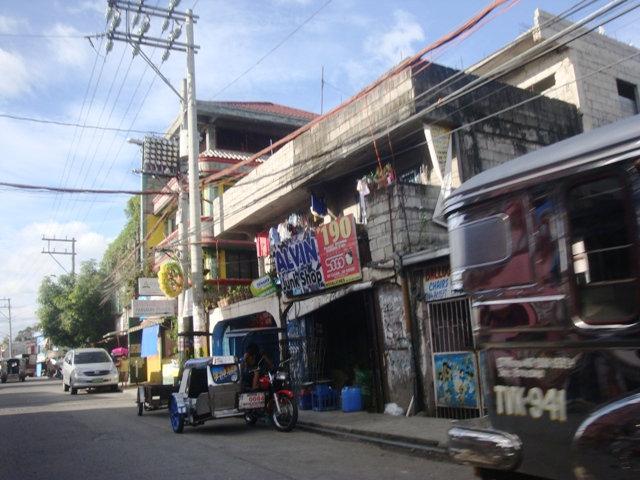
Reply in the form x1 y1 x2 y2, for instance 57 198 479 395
449 214 510 270
567 176 638 324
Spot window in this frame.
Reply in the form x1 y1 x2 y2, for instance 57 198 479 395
616 79 638 115
225 250 258 279
74 351 112 364
449 215 511 271
528 74 556 95
567 176 638 325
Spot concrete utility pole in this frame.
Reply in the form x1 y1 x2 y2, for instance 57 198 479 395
184 11 206 356
41 236 76 276
104 2 206 357
0 298 13 358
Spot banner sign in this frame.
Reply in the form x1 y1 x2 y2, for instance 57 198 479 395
274 215 362 297
138 277 164 297
433 352 480 408
424 276 454 301
131 298 177 317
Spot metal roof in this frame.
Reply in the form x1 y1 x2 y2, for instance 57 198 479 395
444 114 640 215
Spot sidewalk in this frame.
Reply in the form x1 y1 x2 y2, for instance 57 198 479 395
298 409 461 460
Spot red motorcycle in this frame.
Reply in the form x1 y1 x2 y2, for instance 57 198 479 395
169 356 298 434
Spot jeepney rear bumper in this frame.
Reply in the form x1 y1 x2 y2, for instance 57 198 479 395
448 426 523 470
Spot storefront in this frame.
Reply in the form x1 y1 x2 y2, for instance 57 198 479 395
406 252 484 420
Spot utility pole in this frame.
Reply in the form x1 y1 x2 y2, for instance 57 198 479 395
184 11 207 357
41 236 76 276
104 1 206 357
0 298 12 358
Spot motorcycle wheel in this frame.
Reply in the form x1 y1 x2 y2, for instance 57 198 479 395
169 397 184 434
271 394 298 432
244 413 258 426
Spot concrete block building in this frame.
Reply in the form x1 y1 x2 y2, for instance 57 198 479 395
469 9 640 131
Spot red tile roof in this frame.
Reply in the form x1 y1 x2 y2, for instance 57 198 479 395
212 101 317 122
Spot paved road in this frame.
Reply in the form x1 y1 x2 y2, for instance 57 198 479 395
0 378 475 480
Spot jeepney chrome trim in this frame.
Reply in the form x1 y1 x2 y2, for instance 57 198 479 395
473 295 565 306
448 426 522 470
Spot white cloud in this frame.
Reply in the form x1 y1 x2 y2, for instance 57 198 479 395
365 10 425 65
0 220 110 334
0 15 27 34
0 48 31 99
46 24 91 67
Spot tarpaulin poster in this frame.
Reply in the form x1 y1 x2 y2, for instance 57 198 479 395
433 352 479 408
273 215 361 297
316 215 362 288
273 230 325 296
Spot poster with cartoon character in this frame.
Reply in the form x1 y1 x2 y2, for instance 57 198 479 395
434 352 479 408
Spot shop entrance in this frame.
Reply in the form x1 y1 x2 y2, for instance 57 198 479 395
288 290 384 412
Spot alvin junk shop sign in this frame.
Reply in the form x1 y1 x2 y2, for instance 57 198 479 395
274 215 362 296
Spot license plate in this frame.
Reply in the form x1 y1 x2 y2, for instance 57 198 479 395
91 379 105 383
238 392 265 410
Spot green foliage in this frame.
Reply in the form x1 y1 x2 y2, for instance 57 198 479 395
14 325 37 342
37 261 113 347
100 196 143 309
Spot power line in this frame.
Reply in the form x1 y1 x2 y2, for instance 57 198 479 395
211 0 334 98
0 181 177 196
0 112 170 135
0 32 102 39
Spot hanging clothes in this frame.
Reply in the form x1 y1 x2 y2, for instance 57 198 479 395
255 231 270 257
269 226 280 246
356 179 370 224
310 194 327 218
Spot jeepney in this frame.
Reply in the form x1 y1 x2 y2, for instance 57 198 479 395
444 114 640 479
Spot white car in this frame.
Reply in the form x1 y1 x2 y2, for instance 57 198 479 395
62 348 119 395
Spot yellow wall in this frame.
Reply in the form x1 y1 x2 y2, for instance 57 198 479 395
146 354 162 383
145 214 165 250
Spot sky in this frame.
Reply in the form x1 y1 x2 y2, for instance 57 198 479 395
0 0 638 336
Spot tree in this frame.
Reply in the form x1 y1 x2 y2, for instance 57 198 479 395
14 325 37 342
37 261 114 347
100 196 144 310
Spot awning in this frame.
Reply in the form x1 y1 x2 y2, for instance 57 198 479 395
285 281 373 319
128 317 165 333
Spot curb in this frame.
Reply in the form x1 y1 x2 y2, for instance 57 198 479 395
297 421 451 461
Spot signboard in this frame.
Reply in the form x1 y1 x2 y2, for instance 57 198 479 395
131 298 176 317
424 276 454 301
433 352 479 408
273 215 362 297
250 276 277 297
316 215 362 288
138 277 164 297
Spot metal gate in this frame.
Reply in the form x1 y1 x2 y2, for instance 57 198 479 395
428 296 483 419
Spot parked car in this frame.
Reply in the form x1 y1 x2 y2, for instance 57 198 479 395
61 348 119 395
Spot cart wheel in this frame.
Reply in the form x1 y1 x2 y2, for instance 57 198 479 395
169 397 184 434
244 413 258 426
137 402 144 416
271 395 298 432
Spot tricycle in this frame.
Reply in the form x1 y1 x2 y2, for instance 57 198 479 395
169 355 297 433
1 358 27 383
136 383 179 415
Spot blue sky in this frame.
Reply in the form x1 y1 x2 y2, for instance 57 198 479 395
0 0 638 335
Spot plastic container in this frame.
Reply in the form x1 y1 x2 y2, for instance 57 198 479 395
312 385 339 411
298 388 312 410
341 386 363 412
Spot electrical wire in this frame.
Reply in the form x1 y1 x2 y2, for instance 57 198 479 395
0 181 177 195
211 0 334 99
0 113 163 134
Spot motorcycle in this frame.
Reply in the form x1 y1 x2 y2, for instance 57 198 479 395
169 356 298 434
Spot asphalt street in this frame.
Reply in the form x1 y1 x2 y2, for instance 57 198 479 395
0 378 475 480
